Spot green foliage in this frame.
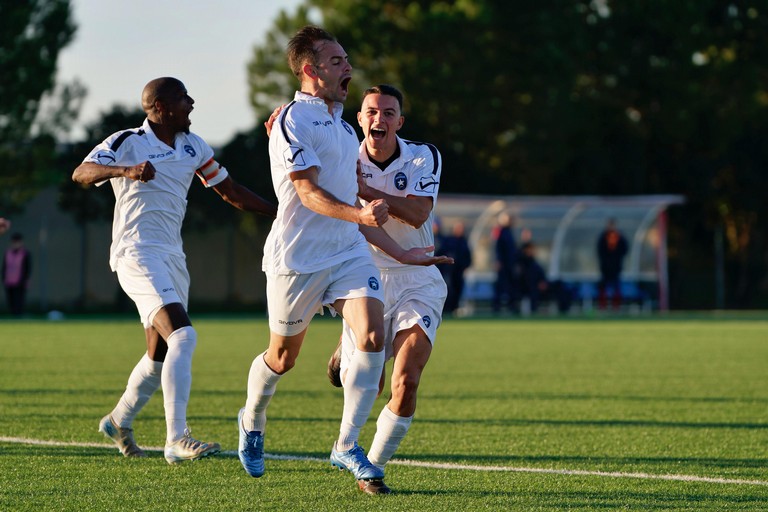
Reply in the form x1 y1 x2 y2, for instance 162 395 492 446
1 317 768 510
245 0 768 307
0 0 81 213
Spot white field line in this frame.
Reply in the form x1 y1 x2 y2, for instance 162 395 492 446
2 436 766 487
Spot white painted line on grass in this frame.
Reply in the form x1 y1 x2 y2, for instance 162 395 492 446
2 436 766 487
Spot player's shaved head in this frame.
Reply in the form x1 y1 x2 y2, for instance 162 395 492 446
141 77 184 113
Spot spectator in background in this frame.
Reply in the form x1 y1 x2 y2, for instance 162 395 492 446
441 221 472 315
3 233 32 316
491 212 517 313
516 240 574 315
432 217 450 280
596 218 628 309
0 218 10 235
515 241 547 314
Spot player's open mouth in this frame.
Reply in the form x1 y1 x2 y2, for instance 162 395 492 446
370 128 386 140
340 77 351 93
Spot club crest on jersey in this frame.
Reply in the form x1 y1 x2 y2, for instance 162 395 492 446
368 277 380 290
341 120 354 135
284 145 306 167
394 172 408 190
94 151 116 165
184 145 196 157
422 315 432 328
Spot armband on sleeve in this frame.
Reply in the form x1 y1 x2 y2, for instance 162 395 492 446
195 157 229 187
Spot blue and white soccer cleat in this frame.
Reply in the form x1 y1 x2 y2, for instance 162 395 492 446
238 407 265 477
330 442 385 481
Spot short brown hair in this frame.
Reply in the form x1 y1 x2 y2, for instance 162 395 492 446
287 25 337 80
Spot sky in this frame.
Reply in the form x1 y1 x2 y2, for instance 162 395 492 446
57 0 304 146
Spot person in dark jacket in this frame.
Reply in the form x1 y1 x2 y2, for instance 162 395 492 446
441 221 472 314
492 212 517 313
596 218 628 309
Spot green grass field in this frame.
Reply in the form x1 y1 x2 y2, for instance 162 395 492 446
1 315 767 511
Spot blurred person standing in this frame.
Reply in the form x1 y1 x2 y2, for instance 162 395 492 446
596 218 628 309
491 212 517 313
3 232 32 316
441 221 472 315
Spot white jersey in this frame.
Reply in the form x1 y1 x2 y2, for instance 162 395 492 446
263 91 369 275
83 119 228 271
359 136 442 270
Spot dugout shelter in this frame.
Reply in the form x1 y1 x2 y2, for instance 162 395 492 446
434 194 685 313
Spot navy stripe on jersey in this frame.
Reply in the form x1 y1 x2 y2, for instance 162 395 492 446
404 140 440 175
110 129 145 152
278 101 298 146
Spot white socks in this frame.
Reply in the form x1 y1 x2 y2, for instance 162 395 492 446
368 406 413 469
337 350 385 451
243 352 282 433
111 353 163 428
162 326 197 443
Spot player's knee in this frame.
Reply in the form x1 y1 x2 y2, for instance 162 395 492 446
354 329 385 352
167 325 197 351
265 350 298 375
391 371 420 401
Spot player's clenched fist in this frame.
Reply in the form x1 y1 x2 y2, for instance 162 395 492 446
127 161 157 183
358 198 389 227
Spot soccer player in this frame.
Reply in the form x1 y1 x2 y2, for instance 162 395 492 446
326 84 448 494
72 77 277 464
237 26 448 492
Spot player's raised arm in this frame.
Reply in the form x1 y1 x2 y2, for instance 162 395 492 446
73 161 156 186
211 176 277 217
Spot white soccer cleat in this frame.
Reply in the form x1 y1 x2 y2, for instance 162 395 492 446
163 427 221 464
98 414 146 458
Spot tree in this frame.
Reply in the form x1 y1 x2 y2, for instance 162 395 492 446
245 0 768 308
0 0 83 213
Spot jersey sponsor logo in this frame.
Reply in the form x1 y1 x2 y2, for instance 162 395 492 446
422 315 432 328
361 172 373 179
313 120 333 127
368 276 380 291
278 318 304 326
95 151 116 165
284 145 306 167
341 120 354 135
148 150 174 159
416 175 439 193
184 145 196 157
394 172 408 190
162 287 175 293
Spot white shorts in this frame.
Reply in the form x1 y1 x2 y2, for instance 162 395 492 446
340 265 446 374
266 257 383 336
116 253 190 328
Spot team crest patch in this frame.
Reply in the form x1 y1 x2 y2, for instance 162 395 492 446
394 172 408 190
284 145 306 167
341 120 354 135
368 277 380 290
422 315 432 328
184 145 196 157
